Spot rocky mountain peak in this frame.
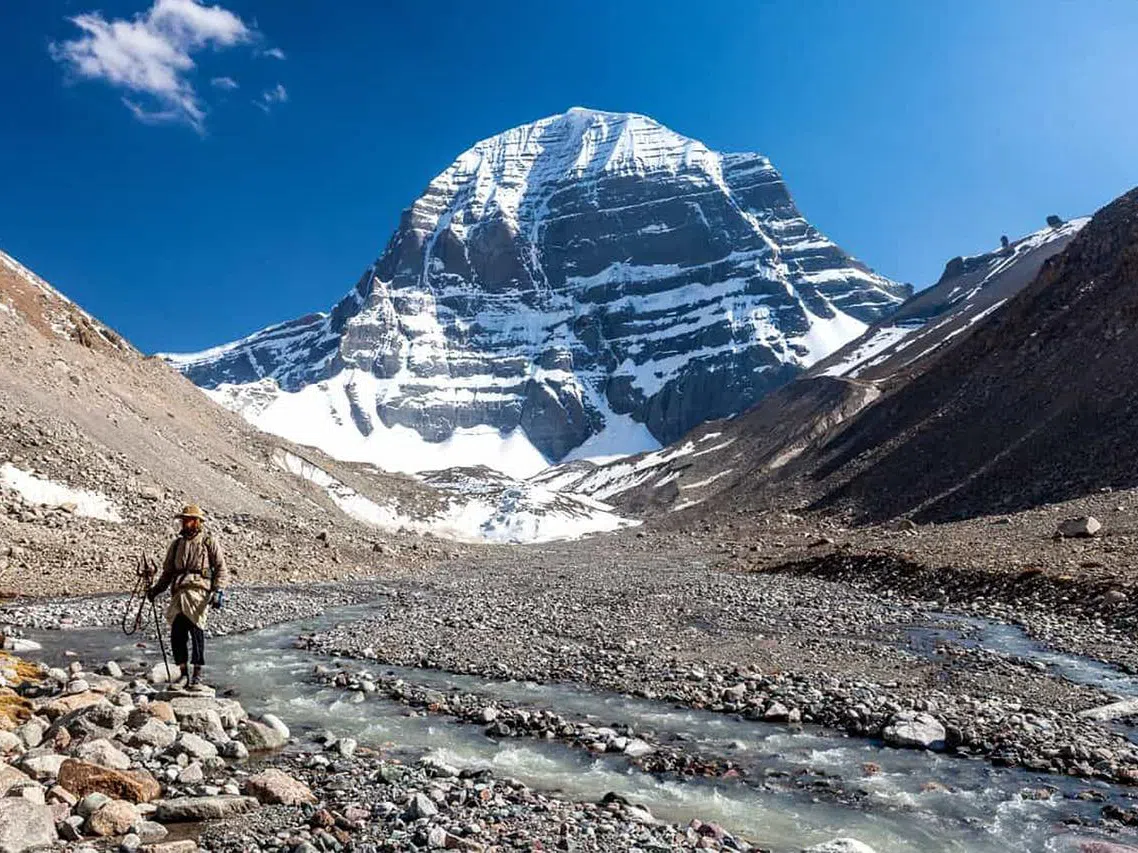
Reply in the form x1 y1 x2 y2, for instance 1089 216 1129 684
166 110 910 476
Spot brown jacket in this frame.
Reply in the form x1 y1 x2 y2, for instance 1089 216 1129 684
152 530 228 628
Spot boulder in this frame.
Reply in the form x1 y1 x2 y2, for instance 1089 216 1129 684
244 769 316 806
40 691 104 721
169 733 217 762
882 712 946 751
169 698 245 730
174 709 227 745
0 766 33 796
87 799 139 837
0 800 57 853
0 799 58 853
260 714 290 740
17 752 65 781
235 719 287 752
15 718 46 749
623 739 655 758
58 759 162 804
153 795 257 823
1058 516 1102 538
147 703 176 725
0 733 22 756
128 720 177 750
76 738 131 770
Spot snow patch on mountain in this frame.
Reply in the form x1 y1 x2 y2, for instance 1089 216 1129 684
272 449 635 544
0 463 123 522
214 372 551 479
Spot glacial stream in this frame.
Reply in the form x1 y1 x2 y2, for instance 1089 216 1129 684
24 605 1138 853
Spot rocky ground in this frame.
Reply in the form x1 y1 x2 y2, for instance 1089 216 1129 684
7 468 1138 850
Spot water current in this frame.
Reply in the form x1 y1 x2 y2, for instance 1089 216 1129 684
24 604 1138 853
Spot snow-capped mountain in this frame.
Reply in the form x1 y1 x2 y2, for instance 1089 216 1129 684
166 108 910 476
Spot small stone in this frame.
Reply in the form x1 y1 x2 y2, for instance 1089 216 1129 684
121 833 142 852
404 792 438 820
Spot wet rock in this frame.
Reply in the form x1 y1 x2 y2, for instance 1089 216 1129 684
235 719 286 752
882 712 946 751
244 769 315 806
0 799 58 852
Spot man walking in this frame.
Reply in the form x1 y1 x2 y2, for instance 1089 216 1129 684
148 504 229 690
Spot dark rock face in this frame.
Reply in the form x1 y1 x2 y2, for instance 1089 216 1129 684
812 186 1138 522
167 109 908 465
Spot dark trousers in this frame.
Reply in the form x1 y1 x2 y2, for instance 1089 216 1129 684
171 614 205 666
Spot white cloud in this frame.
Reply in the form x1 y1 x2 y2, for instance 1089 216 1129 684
211 75 239 90
261 47 286 60
50 0 254 131
256 83 288 113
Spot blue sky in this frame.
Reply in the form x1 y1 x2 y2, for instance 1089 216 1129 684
3 1 1137 354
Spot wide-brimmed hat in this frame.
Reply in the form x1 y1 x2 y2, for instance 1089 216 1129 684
175 504 206 520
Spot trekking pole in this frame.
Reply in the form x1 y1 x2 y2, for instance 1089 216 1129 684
145 556 173 684
123 555 172 683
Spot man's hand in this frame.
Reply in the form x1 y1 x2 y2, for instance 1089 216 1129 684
210 590 225 610
146 588 158 603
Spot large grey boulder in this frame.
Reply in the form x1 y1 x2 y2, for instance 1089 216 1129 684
235 719 287 752
882 712 946 751
174 709 228 745
75 738 131 770
0 799 58 852
1058 516 1102 538
168 697 246 731
127 719 177 750
168 733 217 762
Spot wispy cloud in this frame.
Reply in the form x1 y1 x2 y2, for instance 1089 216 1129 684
50 0 255 131
260 47 286 60
210 75 239 90
256 83 288 113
